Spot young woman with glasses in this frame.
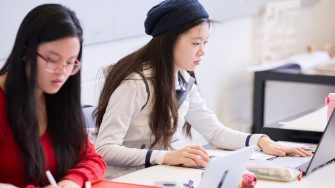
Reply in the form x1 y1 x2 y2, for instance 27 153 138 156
0 4 106 188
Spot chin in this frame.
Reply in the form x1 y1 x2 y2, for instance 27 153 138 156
186 67 196 72
45 88 61 94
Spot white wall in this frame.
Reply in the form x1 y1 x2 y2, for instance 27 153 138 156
263 0 335 126
83 0 335 131
81 36 151 105
1 0 334 133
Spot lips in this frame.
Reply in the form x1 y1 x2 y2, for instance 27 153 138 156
52 79 64 86
194 60 201 65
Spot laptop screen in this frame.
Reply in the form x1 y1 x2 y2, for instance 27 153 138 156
198 145 255 188
305 109 335 175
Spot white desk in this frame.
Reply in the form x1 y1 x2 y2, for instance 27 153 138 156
113 147 335 188
113 107 335 187
114 159 335 188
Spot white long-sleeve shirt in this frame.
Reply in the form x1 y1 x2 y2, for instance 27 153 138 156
94 69 263 178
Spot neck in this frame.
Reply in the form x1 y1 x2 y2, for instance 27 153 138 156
37 92 44 106
36 92 47 136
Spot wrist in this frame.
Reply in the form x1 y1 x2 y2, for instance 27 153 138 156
162 151 173 165
257 135 270 150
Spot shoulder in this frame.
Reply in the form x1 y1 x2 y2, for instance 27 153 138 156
124 68 154 91
127 66 154 80
113 72 151 102
122 70 153 108
124 72 149 89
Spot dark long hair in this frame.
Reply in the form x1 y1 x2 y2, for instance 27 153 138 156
0 4 86 185
95 19 210 149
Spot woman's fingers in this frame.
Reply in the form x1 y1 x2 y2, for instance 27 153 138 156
269 145 313 157
189 145 208 155
184 146 209 162
181 151 208 167
284 147 312 157
259 136 313 157
163 145 209 168
299 148 313 156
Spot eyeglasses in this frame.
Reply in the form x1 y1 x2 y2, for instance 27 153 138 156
36 52 81 75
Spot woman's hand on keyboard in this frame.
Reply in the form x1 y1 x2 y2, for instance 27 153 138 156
163 145 210 168
257 136 312 157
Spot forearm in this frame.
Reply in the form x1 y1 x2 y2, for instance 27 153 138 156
96 143 167 167
186 85 264 150
62 141 107 186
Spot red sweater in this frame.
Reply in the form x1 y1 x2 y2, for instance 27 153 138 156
0 88 107 187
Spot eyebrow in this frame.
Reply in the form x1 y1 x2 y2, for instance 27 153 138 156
47 51 77 59
191 36 209 40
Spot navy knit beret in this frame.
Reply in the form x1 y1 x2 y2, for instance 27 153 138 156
144 0 209 36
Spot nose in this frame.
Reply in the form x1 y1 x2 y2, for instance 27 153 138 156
197 45 205 56
54 63 68 75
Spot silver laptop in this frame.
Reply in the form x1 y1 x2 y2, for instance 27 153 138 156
198 145 256 188
271 109 335 175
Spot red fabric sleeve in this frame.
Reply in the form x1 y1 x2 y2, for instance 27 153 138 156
62 140 107 187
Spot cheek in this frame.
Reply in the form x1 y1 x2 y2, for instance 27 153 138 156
174 51 187 69
181 49 195 63
175 46 190 60
36 64 49 86
173 42 195 67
